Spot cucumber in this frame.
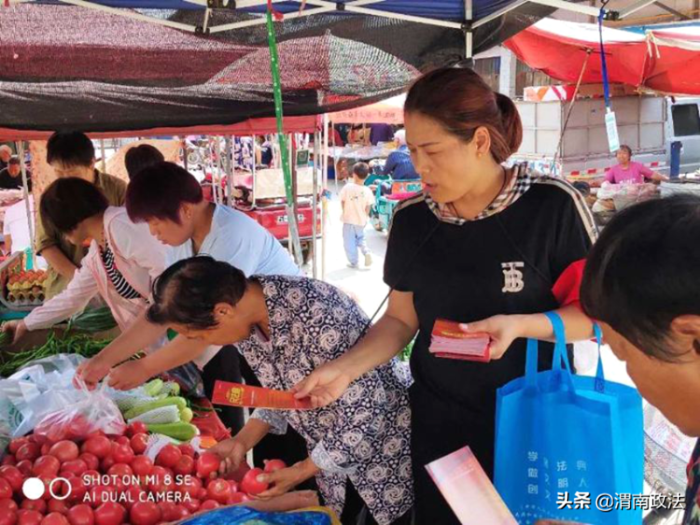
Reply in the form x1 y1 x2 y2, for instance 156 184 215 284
124 396 187 420
147 422 197 441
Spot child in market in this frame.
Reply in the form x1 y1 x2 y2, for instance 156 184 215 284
535 195 700 525
339 162 375 269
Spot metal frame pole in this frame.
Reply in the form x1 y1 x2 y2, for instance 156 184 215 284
16 142 36 269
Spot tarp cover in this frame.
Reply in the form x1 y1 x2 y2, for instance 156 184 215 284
505 18 700 96
0 1 554 135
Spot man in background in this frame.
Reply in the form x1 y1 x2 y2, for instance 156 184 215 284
0 157 31 191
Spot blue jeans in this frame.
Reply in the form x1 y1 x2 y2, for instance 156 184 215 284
343 223 369 265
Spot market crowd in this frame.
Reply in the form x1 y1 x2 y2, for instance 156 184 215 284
3 66 699 525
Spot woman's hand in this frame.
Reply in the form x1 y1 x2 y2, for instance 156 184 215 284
293 362 352 408
255 458 320 499
2 320 27 344
107 360 154 391
209 438 249 477
75 354 112 389
460 314 526 360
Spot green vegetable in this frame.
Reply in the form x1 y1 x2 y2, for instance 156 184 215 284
400 339 415 362
144 379 164 397
179 407 193 423
124 397 188 420
67 307 117 333
162 381 180 396
130 406 181 425
0 332 11 347
0 332 112 377
147 422 197 441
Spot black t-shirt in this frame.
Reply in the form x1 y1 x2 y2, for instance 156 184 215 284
384 171 596 412
0 168 30 191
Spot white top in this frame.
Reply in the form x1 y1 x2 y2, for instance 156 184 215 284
3 196 47 269
165 204 301 369
165 204 302 278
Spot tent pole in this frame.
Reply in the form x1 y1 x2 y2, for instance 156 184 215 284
473 1 527 29
322 114 329 281
465 0 473 59
226 137 233 207
16 142 36 270
312 130 319 279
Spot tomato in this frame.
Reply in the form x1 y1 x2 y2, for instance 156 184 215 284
155 445 181 469
99 457 114 473
129 501 161 525
240 468 268 496
40 514 68 525
129 435 148 456
171 506 189 520
122 486 144 511
146 467 171 495
157 501 177 522
61 460 88 478
77 454 98 473
9 438 29 455
0 478 13 500
33 456 61 478
177 476 201 500
84 432 105 441
81 439 110 460
113 437 129 447
93 503 125 525
0 499 19 513
0 465 25 493
47 500 69 516
129 457 152 478
65 474 88 504
197 488 207 501
178 444 195 458
20 500 47 514
200 500 219 511
66 505 94 525
88 487 116 510
40 445 52 457
16 460 32 477
263 459 286 473
49 442 79 464
110 446 133 466
127 423 148 438
206 478 231 505
227 462 250 483
182 498 200 513
16 444 40 462
228 480 239 493
17 510 43 525
1 456 16 467
0 514 17 525
227 492 247 504
173 455 194 477
194 452 220 479
106 464 132 479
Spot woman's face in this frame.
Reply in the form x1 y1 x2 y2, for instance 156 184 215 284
404 111 481 204
601 322 700 436
171 303 255 346
616 149 631 165
64 219 91 246
146 206 194 247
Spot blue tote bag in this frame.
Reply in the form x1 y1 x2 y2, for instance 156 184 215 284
494 312 643 525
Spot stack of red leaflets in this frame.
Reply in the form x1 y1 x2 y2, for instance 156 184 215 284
430 319 491 362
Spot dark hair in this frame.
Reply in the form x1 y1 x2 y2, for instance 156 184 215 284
46 131 95 168
618 145 633 157
581 195 700 361
148 256 248 330
8 157 20 166
40 177 109 233
126 162 203 224
125 145 165 180
404 67 522 164
352 162 370 180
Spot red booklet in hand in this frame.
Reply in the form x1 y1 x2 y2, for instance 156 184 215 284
212 381 312 410
430 319 491 362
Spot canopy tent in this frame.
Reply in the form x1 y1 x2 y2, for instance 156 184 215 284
0 1 620 136
505 18 700 96
329 94 405 124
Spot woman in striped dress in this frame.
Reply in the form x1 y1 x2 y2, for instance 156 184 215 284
2 177 167 348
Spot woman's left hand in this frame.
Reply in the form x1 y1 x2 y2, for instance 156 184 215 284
460 314 525 360
107 360 154 390
255 459 319 499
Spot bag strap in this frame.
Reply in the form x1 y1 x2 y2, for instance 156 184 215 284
593 323 606 392
545 311 573 373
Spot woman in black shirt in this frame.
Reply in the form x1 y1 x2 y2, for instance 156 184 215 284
295 68 597 523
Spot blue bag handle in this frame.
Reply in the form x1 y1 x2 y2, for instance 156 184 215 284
593 322 606 393
525 311 576 391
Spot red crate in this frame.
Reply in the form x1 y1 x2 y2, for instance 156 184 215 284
240 203 321 241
